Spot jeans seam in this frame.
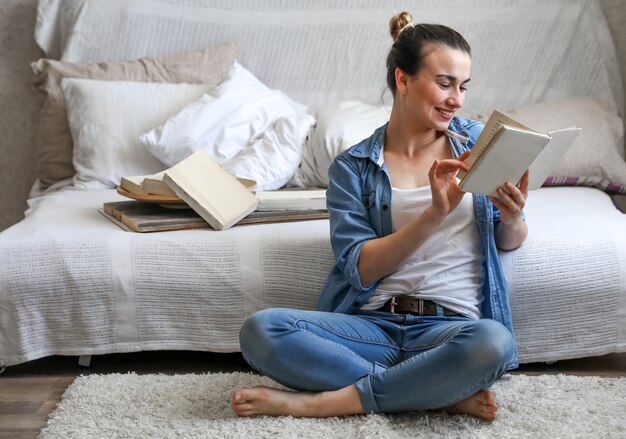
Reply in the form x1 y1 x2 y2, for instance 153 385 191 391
290 317 398 349
401 322 469 353
296 327 385 373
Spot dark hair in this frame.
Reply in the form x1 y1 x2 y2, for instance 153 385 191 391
386 11 471 96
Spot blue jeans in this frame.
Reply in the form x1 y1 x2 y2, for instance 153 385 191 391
239 307 515 414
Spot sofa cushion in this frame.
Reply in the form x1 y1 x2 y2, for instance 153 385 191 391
290 101 391 188
140 62 314 191
62 78 211 188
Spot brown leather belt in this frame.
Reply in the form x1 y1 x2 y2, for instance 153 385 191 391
380 296 460 317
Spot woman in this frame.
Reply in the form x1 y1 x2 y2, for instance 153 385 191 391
232 11 528 422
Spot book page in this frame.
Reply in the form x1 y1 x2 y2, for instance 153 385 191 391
164 151 259 230
459 125 550 196
256 189 327 211
527 127 581 190
455 110 580 196
120 175 149 195
459 110 536 175
121 171 169 196
143 171 176 196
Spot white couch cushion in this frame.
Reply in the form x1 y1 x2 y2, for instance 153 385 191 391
140 62 313 190
290 101 391 188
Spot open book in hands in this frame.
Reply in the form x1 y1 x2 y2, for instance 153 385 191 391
457 110 581 196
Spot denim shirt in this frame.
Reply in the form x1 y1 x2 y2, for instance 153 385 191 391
317 116 520 369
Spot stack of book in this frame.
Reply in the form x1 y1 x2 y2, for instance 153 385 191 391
101 151 328 232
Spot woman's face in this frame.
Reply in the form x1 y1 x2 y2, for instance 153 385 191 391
402 44 471 132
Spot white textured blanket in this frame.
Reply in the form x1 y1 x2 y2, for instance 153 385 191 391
501 187 626 362
35 0 623 116
0 186 625 367
0 188 334 366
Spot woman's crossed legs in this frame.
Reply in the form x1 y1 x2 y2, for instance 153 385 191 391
232 308 514 421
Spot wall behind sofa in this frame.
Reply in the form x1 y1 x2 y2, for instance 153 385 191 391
0 0 42 232
0 0 625 232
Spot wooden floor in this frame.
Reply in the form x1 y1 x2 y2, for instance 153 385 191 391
1 351 625 439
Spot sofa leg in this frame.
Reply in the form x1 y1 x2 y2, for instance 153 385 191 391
78 355 92 367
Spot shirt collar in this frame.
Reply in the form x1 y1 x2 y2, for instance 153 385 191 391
348 123 387 166
348 119 469 167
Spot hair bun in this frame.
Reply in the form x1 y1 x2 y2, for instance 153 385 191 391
389 11 413 41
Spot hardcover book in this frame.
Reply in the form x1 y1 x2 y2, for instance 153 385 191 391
120 170 255 198
101 201 328 233
162 151 259 231
255 188 326 211
114 152 328 232
458 110 581 196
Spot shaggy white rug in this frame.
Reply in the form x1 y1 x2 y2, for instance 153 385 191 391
39 372 626 439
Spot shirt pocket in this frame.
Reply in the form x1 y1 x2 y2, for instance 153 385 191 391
362 190 376 209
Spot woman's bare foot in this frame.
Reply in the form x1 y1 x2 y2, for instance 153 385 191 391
443 390 498 422
232 385 497 421
231 385 364 418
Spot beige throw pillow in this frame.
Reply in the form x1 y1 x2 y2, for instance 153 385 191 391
31 42 238 188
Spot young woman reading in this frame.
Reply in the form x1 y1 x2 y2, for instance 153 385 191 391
232 11 528 422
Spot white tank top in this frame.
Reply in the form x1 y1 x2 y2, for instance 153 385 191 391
361 182 485 319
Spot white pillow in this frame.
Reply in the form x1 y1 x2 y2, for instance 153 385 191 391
289 101 391 188
504 98 626 193
140 62 307 167
222 112 315 191
62 78 211 188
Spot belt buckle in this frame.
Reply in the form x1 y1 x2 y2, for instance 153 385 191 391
389 296 398 313
418 299 424 316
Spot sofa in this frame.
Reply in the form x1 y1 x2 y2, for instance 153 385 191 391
1 0 625 371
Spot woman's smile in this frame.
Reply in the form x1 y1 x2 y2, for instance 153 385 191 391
435 107 455 121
